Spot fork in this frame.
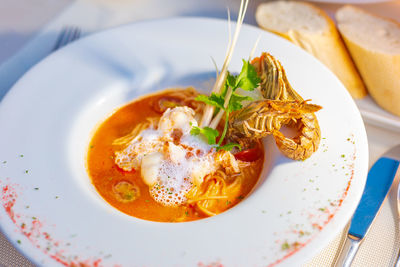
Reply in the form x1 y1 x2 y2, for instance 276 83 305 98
53 26 81 51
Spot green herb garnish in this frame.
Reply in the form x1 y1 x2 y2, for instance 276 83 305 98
190 126 219 145
281 242 290 250
192 60 259 151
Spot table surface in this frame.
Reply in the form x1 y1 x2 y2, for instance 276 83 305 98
0 0 400 266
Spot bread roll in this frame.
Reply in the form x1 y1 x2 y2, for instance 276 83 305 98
255 1 367 99
336 5 400 116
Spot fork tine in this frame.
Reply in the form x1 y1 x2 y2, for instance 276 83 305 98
53 27 81 51
64 27 80 46
70 28 81 42
63 28 74 46
53 27 68 51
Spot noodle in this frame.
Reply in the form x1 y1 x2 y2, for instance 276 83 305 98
163 87 204 114
112 117 158 146
88 88 264 222
184 154 262 216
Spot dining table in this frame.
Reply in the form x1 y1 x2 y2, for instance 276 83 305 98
0 0 399 266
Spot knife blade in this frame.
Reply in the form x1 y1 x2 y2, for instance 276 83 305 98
334 145 400 267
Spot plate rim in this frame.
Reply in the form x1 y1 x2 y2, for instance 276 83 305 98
0 16 369 266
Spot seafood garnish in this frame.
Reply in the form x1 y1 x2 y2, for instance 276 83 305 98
229 99 322 160
250 52 321 160
195 50 322 160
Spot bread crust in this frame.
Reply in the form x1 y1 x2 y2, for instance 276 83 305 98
337 5 400 116
256 1 367 99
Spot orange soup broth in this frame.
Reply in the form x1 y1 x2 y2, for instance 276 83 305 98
87 89 264 222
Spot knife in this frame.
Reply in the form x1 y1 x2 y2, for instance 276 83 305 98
334 144 400 267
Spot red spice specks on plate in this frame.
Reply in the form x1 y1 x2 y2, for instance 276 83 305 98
0 179 116 267
198 261 224 267
267 240 310 267
1 184 17 223
268 135 358 266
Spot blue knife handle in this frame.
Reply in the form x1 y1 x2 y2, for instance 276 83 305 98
349 157 399 239
335 157 400 267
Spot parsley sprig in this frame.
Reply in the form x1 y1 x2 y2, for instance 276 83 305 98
190 126 219 145
191 60 260 151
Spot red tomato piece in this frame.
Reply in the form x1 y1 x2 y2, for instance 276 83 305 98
234 147 262 162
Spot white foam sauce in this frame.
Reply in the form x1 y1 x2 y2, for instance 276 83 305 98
115 107 217 207
114 129 162 171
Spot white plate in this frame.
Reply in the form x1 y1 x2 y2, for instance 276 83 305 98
0 18 368 266
356 96 400 132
